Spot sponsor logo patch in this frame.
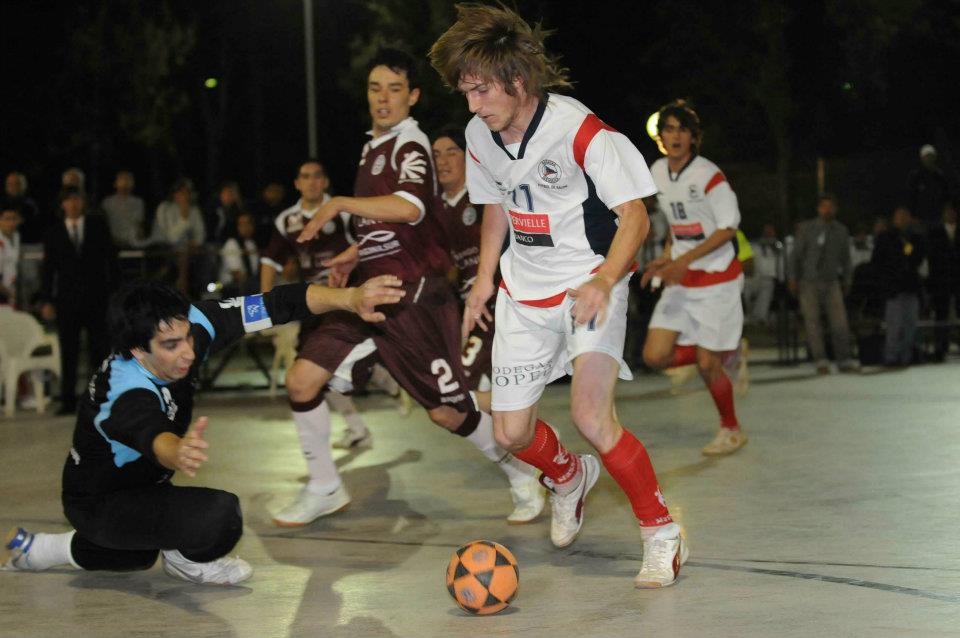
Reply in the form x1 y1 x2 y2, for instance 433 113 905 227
462 206 477 226
240 293 273 333
671 222 706 241
509 211 554 247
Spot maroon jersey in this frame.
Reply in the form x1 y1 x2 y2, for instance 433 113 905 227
260 197 351 285
352 117 449 281
438 188 483 300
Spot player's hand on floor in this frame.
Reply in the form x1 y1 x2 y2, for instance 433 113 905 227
352 275 405 322
176 416 210 478
567 276 611 326
462 278 494 340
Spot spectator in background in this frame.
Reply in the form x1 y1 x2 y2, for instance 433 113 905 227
3 172 44 243
925 201 959 362
790 194 859 374
101 170 146 248
0 206 22 305
907 145 950 231
219 210 259 296
40 186 118 415
152 178 205 295
253 180 287 247
61 167 86 193
746 223 782 325
872 206 925 366
849 222 874 271
207 181 243 245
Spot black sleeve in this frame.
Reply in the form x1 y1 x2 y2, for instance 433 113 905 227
190 282 312 357
100 389 178 467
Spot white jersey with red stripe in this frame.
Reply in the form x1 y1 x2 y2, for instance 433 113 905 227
465 93 657 304
650 154 740 273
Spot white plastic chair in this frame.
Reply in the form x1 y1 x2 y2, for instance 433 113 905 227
0 308 61 417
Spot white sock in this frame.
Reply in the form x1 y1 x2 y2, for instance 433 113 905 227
465 412 538 487
370 364 399 396
291 401 341 493
24 531 78 570
325 391 367 434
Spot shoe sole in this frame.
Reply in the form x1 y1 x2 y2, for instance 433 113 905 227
271 499 352 528
551 457 599 548
702 435 748 457
634 536 689 589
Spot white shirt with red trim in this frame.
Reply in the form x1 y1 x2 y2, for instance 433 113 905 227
465 93 656 305
650 154 740 273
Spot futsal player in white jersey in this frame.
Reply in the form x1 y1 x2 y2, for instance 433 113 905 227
431 4 688 588
642 100 749 456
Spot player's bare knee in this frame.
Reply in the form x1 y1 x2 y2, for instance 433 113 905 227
427 407 461 432
643 345 670 370
285 368 323 403
492 414 535 451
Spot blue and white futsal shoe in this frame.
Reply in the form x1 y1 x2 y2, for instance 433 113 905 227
2 527 37 570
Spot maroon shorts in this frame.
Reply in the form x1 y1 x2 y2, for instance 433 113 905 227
461 298 495 391
298 277 474 412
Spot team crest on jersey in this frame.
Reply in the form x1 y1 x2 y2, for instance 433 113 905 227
371 154 386 175
688 185 701 200
462 206 477 226
398 150 427 184
160 387 178 421
321 220 336 235
538 159 561 184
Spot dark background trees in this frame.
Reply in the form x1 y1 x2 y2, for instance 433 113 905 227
2 0 956 229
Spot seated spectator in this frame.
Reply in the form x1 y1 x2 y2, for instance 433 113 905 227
0 206 22 305
206 181 243 245
3 171 44 243
219 211 260 296
872 205 925 366
151 178 205 295
101 170 146 248
253 181 287 247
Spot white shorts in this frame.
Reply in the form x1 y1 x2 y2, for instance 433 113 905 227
491 278 632 412
649 275 744 352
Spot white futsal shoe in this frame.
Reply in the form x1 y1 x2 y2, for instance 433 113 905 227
272 482 351 527
162 550 252 585
545 454 600 548
332 427 373 450
635 523 689 588
665 364 698 395
506 472 546 524
702 428 749 456
723 338 750 396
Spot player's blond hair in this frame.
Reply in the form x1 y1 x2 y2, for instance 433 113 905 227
429 3 572 98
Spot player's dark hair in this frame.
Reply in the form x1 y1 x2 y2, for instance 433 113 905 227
296 158 327 178
368 47 420 90
58 185 85 204
429 3 571 97
432 124 466 152
109 281 191 359
657 99 703 151
817 192 838 205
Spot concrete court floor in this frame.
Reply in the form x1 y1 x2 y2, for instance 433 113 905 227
1 362 959 638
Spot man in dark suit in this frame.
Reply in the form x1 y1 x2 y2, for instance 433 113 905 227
40 186 119 414
926 201 960 361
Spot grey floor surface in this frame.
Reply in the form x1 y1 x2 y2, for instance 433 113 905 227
1 362 959 637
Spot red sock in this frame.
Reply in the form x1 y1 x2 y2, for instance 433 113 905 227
707 373 739 429
513 420 580 486
670 345 697 368
600 429 672 527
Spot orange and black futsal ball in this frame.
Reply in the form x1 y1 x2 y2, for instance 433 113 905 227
446 540 519 615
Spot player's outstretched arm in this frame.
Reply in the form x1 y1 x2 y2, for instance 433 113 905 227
305 275 405 322
298 195 421 243
153 417 210 478
463 203 508 339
